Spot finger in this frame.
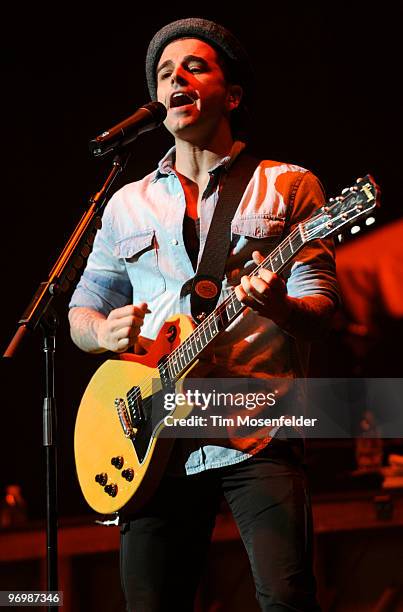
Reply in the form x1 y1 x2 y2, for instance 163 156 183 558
110 314 145 333
236 279 262 308
109 303 150 320
116 325 141 341
108 305 137 320
137 302 151 314
256 268 275 284
240 275 253 296
128 324 142 342
252 251 265 264
241 275 266 303
235 284 249 303
249 275 270 297
116 337 131 352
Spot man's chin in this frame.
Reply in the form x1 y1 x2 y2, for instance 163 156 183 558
165 119 200 139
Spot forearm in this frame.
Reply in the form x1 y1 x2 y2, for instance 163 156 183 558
68 307 107 354
279 294 336 341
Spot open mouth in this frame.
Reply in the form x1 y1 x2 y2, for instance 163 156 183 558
169 92 196 109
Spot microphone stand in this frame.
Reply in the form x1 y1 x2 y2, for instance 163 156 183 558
3 150 131 611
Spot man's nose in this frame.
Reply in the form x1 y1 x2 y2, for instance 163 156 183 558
171 67 188 87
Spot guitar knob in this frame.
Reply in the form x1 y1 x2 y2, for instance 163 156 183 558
104 484 118 497
111 456 124 469
121 468 135 482
95 473 108 486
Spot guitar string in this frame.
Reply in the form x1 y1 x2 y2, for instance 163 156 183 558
126 223 302 404
126 204 363 408
125 201 369 408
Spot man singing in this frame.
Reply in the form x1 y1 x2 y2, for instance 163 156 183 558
69 17 338 611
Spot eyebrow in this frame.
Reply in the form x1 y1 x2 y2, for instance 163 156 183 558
156 55 210 75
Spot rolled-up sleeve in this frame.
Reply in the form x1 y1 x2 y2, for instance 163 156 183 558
69 199 132 316
285 171 339 304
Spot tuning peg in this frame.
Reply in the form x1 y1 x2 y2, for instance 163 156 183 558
351 225 361 235
337 234 344 243
341 188 349 194
365 216 376 226
356 177 363 183
350 186 359 192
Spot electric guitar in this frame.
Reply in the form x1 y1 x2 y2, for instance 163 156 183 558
74 175 380 517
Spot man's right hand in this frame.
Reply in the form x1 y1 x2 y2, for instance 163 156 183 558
97 303 149 353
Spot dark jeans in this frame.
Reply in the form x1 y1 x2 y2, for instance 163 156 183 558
120 439 321 611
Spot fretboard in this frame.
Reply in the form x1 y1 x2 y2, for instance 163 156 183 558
163 223 306 383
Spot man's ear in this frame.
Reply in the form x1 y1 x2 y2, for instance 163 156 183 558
226 85 243 111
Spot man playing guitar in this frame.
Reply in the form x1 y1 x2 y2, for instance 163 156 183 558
69 18 339 611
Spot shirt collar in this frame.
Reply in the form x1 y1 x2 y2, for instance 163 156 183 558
154 141 246 181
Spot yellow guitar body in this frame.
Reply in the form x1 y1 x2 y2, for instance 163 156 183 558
74 176 379 517
74 314 196 516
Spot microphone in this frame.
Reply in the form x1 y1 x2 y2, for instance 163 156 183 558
89 101 167 157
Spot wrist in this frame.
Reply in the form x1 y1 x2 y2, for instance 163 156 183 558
94 318 107 350
275 296 298 335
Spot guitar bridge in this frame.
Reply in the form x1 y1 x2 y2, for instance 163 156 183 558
115 398 135 438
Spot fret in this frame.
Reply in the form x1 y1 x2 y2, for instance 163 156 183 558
271 251 281 272
294 230 303 250
288 235 294 253
175 352 182 375
216 307 225 331
186 340 194 361
201 322 209 345
167 360 175 381
194 329 203 352
170 354 179 377
204 323 213 343
225 298 234 321
278 246 284 264
226 300 235 318
286 245 294 261
183 341 190 363
219 303 230 327
178 346 186 369
227 294 243 321
173 350 181 373
207 316 218 339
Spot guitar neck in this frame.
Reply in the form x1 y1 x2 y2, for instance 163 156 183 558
163 224 306 382
162 173 379 383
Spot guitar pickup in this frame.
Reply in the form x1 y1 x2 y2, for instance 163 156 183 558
126 386 145 427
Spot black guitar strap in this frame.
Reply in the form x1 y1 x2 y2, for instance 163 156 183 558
182 152 261 322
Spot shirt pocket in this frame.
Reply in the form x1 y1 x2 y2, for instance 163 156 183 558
227 215 286 284
113 229 166 301
231 214 285 256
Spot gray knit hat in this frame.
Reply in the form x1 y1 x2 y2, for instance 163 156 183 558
145 18 254 102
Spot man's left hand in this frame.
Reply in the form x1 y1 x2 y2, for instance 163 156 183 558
234 251 293 327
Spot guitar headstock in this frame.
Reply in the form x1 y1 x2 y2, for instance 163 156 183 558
303 175 380 242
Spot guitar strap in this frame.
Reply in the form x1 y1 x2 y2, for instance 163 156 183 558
182 152 261 322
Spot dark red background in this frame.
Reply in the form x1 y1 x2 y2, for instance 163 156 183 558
1 3 401 519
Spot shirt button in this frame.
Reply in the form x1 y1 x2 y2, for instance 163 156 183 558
171 239 178 246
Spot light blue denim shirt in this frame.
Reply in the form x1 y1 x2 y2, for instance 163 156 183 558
69 141 338 475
